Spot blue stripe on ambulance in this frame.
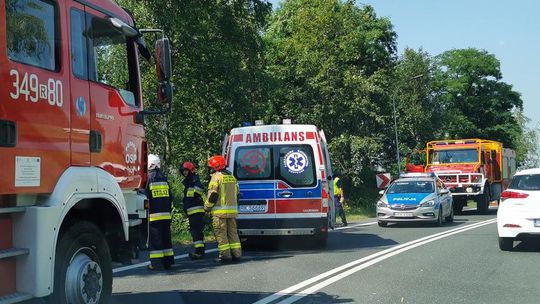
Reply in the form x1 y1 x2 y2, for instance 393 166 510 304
239 181 322 200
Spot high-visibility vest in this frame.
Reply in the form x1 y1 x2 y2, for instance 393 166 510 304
334 177 342 197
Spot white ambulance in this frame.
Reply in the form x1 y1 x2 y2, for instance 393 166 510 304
222 121 336 246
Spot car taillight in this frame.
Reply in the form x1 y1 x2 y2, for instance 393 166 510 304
501 190 529 202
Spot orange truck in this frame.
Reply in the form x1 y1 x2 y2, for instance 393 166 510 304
419 139 516 214
1 0 172 302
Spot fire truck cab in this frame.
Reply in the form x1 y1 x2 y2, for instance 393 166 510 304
425 139 516 214
0 0 171 303
222 121 336 247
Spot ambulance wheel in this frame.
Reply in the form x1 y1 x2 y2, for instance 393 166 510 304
49 221 112 304
378 221 388 227
313 231 328 248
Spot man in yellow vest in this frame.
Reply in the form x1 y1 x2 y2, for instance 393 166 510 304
204 155 242 263
334 176 348 226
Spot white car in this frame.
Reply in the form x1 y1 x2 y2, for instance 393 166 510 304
497 168 540 251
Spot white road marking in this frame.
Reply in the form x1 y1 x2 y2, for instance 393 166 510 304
113 248 219 274
334 222 378 230
253 218 497 304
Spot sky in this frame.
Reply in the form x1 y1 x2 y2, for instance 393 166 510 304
268 0 540 129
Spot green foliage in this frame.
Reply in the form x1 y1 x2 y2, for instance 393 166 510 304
264 0 398 186
432 48 523 151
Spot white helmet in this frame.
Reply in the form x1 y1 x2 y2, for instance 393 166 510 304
148 154 161 170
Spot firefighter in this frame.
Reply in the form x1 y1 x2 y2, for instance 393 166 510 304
180 161 207 260
204 155 242 263
145 154 174 270
334 176 348 226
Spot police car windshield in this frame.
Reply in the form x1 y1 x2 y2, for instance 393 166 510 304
430 148 477 164
387 181 434 194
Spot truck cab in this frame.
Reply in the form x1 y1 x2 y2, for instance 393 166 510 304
0 0 171 302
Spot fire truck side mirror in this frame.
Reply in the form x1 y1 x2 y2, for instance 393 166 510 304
157 82 173 105
155 38 172 82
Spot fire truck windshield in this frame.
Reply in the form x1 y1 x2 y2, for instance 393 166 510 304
430 148 478 164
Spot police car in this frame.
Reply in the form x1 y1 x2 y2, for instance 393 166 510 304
377 173 454 227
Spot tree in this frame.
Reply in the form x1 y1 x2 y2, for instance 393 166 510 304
433 48 523 151
118 0 272 172
264 0 398 187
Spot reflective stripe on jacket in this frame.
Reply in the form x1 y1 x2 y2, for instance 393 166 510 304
205 171 239 218
145 168 173 221
183 174 206 216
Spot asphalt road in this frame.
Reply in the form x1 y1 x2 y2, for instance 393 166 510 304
111 207 540 304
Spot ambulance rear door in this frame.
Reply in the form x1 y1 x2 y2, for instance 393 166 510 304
233 130 277 234
319 130 335 229
274 135 321 232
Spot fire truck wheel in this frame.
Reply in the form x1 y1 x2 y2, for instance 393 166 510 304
452 199 464 214
477 189 489 215
48 221 112 304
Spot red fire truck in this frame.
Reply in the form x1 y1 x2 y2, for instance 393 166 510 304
423 139 516 214
1 0 171 302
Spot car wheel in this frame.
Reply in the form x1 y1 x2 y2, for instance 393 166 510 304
445 205 454 223
435 208 443 227
378 221 388 227
48 221 112 304
498 237 513 251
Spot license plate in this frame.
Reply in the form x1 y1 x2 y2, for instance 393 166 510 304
534 219 540 227
394 212 413 218
238 205 266 213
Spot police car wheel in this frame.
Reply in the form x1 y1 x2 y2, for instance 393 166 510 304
49 221 112 304
445 206 454 223
435 208 443 227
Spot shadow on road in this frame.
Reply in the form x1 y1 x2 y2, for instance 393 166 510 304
112 289 353 304
114 254 293 278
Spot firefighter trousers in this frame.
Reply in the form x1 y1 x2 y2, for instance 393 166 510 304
212 217 241 260
149 219 174 269
188 213 205 255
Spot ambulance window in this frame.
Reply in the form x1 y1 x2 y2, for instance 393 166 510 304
87 15 138 107
234 147 273 180
277 145 316 187
6 0 60 71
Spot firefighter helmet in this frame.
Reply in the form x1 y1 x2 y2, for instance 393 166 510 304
180 161 196 173
148 154 161 170
208 155 226 171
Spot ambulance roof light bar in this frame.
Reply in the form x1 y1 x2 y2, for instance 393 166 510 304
282 119 292 125
255 120 264 126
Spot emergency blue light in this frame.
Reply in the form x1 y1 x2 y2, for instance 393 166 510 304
242 122 252 127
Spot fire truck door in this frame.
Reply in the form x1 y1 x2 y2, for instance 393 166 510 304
68 3 91 166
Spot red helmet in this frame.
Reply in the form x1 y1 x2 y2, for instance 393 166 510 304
180 161 196 173
208 155 226 171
